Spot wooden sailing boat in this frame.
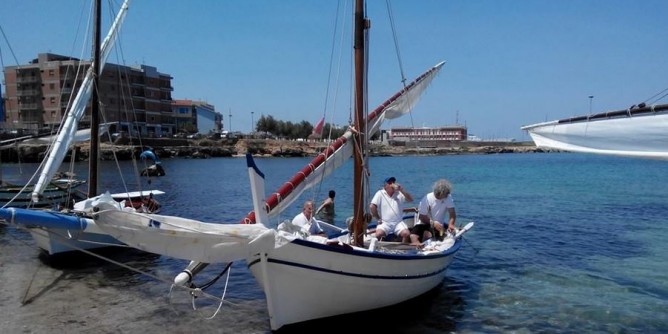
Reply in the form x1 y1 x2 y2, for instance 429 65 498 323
92 0 472 330
235 3 472 329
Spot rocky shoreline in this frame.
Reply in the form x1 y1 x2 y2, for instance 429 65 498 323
0 138 551 163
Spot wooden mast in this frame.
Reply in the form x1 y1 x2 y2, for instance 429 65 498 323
88 0 101 197
352 0 367 246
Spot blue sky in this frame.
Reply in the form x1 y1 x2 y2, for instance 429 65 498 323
2 0 667 140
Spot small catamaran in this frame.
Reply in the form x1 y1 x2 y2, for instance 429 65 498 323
92 0 473 330
0 0 163 255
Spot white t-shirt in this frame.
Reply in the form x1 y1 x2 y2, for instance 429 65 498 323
417 192 455 224
370 189 407 224
292 212 323 235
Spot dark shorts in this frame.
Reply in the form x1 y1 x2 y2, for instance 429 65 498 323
410 224 431 241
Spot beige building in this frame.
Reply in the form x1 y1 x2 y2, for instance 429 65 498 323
172 100 222 135
388 125 468 145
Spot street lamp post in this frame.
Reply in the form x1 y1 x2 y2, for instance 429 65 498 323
251 111 255 133
229 108 232 131
588 95 594 115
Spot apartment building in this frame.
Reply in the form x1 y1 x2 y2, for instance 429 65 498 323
3 53 174 137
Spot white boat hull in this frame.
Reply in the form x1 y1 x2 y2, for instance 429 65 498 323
248 238 460 330
522 108 668 159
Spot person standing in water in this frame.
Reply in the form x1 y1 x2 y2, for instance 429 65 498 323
316 190 336 224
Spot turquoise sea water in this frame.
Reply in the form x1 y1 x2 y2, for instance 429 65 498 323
1 152 667 333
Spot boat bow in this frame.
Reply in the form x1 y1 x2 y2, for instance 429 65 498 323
522 103 668 159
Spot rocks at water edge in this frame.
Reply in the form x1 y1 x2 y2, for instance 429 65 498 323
0 139 551 163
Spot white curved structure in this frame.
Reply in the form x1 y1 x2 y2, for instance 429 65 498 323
522 103 668 160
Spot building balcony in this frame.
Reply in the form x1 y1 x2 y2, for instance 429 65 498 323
16 77 40 84
16 89 41 97
18 103 40 110
19 117 43 124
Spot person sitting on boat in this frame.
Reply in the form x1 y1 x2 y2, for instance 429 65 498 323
142 192 161 213
369 176 414 242
315 190 336 224
292 200 326 237
410 179 457 245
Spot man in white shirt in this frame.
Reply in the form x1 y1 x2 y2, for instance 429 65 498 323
369 176 414 242
411 179 457 244
292 200 325 236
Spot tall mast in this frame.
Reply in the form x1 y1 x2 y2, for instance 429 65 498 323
88 0 101 197
352 0 368 246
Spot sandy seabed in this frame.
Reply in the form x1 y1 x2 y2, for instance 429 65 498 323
0 227 271 334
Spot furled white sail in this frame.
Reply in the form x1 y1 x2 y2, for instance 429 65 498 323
522 104 668 160
367 61 445 135
31 0 131 202
257 61 445 221
92 209 272 263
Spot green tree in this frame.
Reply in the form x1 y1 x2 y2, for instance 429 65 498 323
252 115 351 140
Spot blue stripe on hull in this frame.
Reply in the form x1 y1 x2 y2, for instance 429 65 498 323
247 238 461 280
261 257 449 280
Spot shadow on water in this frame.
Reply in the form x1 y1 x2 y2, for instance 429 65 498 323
276 277 469 334
19 271 68 305
37 247 163 285
12 247 161 307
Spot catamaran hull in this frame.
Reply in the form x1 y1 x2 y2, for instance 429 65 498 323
0 204 126 255
522 108 668 160
248 238 461 330
28 219 125 255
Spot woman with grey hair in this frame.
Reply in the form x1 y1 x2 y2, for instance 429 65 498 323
410 179 457 245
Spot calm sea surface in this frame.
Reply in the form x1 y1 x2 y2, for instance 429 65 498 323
1 152 667 333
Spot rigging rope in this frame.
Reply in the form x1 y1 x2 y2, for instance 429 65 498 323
385 0 407 87
384 0 421 153
643 86 668 105
0 25 21 68
311 0 350 215
5 221 237 307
